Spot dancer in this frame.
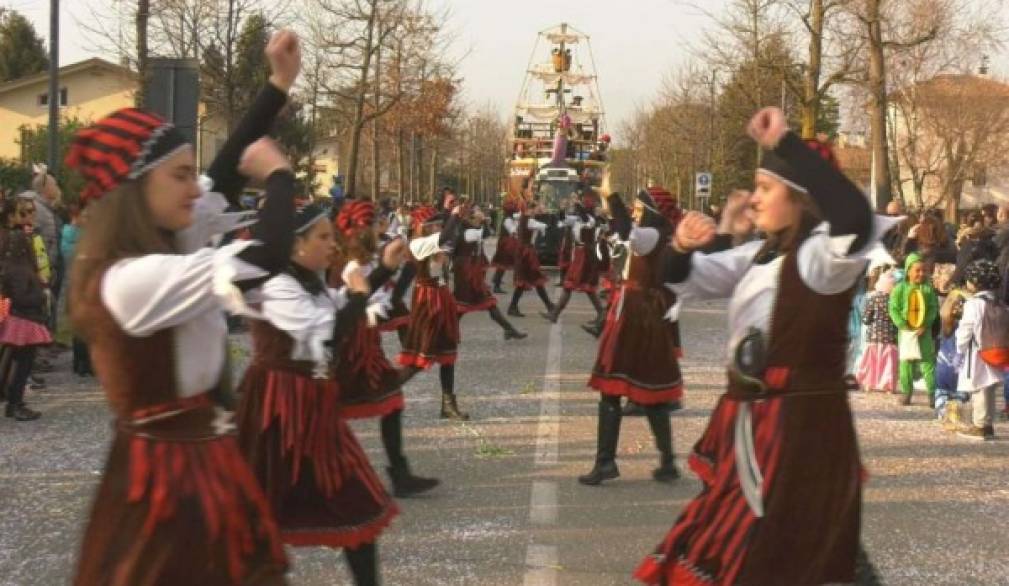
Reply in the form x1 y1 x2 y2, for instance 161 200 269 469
67 31 303 585
453 206 527 339
236 202 401 585
331 198 440 497
507 201 555 317
398 206 470 420
635 107 886 585
542 192 606 324
490 198 520 294
578 178 685 486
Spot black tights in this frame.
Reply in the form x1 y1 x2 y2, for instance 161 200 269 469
509 286 552 311
5 346 36 407
439 363 455 393
492 268 506 288
344 542 379 586
487 305 516 333
552 289 604 318
380 410 405 468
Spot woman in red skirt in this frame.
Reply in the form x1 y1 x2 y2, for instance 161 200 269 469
579 183 684 486
453 206 527 339
542 193 606 324
635 107 885 585
330 199 440 498
490 198 520 294
67 32 301 582
507 201 555 317
398 206 470 420
237 202 404 584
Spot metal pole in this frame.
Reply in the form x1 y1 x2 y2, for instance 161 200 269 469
47 0 59 171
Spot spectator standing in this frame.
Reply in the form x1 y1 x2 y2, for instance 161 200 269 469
955 260 1003 440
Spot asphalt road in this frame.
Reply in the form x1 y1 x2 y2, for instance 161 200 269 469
1 265 1008 585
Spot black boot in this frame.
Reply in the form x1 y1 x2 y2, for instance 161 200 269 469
440 391 470 420
645 405 679 483
505 328 528 340
386 460 440 498
578 400 622 486
488 306 527 340
5 404 41 421
492 270 507 294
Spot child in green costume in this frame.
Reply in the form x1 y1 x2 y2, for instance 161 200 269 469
888 252 940 406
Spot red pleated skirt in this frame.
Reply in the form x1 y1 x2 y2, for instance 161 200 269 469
491 234 519 270
397 282 460 369
335 320 405 419
236 368 398 549
562 245 601 293
514 245 547 291
453 255 497 314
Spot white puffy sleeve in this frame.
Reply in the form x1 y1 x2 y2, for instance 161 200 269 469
409 233 443 261
260 274 344 364
528 218 548 233
797 216 901 295
100 241 268 337
503 217 518 235
668 240 765 302
628 226 660 256
463 228 484 243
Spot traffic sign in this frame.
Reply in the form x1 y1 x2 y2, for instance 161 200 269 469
695 172 712 197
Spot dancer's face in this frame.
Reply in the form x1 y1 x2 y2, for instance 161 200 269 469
145 147 200 231
294 219 337 271
750 172 800 234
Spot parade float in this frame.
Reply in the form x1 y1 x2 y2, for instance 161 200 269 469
507 23 609 264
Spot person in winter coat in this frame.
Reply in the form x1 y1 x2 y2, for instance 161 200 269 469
889 252 939 407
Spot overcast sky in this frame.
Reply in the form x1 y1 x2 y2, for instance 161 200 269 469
15 0 1009 131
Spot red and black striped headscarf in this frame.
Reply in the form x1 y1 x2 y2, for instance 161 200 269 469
335 199 376 237
647 185 683 226
65 108 190 203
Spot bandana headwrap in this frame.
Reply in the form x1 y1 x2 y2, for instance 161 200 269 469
646 185 682 226
335 199 376 237
502 198 519 215
757 138 840 195
411 205 440 234
65 108 190 203
635 189 670 231
294 202 328 235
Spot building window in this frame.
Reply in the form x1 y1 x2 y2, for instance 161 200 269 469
37 88 68 107
973 165 988 187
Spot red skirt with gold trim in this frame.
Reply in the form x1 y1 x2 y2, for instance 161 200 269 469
75 393 288 586
397 282 460 369
588 286 683 405
453 255 497 314
236 368 398 549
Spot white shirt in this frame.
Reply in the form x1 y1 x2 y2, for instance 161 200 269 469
956 291 1004 391
261 273 345 370
101 241 267 397
670 223 880 359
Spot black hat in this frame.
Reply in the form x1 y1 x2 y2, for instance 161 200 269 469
757 150 808 195
295 202 328 235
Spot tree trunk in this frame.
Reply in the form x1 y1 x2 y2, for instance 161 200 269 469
396 128 406 200
429 143 438 199
866 0 893 211
801 0 824 139
345 0 378 198
135 0 150 107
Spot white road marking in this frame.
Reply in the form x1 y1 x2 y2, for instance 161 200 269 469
529 480 559 525
524 293 564 586
523 544 560 586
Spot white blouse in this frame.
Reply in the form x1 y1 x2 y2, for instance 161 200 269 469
101 241 267 397
670 220 896 359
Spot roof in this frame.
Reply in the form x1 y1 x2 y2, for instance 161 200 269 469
889 73 1009 103
0 57 134 96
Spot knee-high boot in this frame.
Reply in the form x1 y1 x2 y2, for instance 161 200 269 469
381 410 440 497
492 269 506 294
578 397 622 485
542 289 571 323
644 404 679 482
344 542 379 586
488 305 527 340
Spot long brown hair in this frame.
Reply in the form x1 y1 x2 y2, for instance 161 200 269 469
69 179 174 335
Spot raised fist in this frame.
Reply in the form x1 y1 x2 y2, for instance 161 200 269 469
674 211 716 252
238 137 291 182
266 29 302 93
345 267 370 294
381 238 407 270
746 107 788 149
718 189 755 240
